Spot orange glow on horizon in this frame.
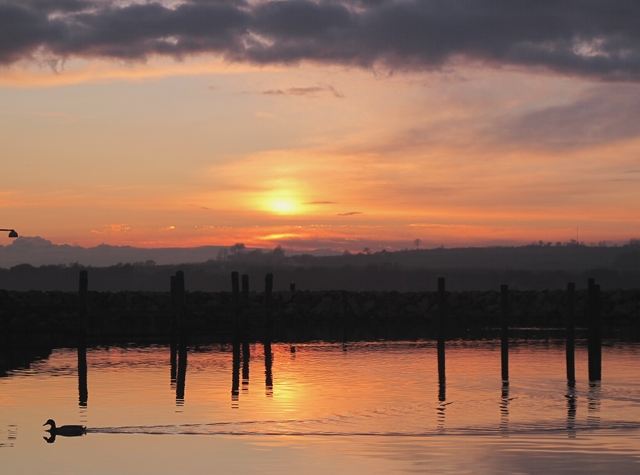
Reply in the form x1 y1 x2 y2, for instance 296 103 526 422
2 62 639 252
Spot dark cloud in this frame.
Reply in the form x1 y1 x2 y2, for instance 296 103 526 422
4 1 640 81
493 85 640 150
338 211 362 216
262 85 343 97
0 3 65 64
2 0 95 14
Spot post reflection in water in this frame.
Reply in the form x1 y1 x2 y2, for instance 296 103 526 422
588 381 602 428
231 340 240 408
77 341 88 408
170 338 177 390
175 337 188 407
242 340 250 394
1 424 17 448
264 341 273 397
500 382 510 434
566 381 577 438
437 373 446 431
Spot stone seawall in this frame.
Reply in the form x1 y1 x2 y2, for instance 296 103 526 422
2 288 639 345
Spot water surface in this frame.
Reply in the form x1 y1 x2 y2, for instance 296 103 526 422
2 341 640 474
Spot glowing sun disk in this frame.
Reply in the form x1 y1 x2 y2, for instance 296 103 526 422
270 199 297 214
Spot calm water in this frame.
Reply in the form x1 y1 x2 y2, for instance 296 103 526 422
2 340 640 474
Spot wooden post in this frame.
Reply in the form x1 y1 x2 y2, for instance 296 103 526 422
170 275 178 335
342 290 348 343
437 277 446 387
78 270 88 336
241 274 249 308
566 282 576 383
501 284 509 383
175 271 185 331
241 274 249 337
265 273 273 335
265 273 273 305
231 271 240 332
588 281 602 381
290 282 296 292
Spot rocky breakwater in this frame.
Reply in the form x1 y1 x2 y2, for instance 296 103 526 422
1 288 640 346
271 288 640 340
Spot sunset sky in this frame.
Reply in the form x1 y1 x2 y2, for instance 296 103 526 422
1 0 640 252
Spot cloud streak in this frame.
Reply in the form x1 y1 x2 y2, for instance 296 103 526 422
262 85 344 97
491 85 640 150
4 1 640 81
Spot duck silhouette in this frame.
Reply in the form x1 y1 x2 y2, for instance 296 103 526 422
43 419 86 443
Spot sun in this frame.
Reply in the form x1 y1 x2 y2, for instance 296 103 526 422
269 199 297 214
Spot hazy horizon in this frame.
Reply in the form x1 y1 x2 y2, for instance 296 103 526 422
1 234 638 270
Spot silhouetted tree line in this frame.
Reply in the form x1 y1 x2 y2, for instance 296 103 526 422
1 241 640 292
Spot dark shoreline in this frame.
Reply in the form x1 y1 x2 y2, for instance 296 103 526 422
2 288 639 345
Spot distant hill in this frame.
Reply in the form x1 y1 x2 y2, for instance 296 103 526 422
1 239 639 291
0 236 339 268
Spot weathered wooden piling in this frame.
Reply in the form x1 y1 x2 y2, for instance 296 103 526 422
231 271 240 332
170 275 178 336
566 282 576 383
290 282 296 292
78 270 88 336
588 280 602 381
265 273 274 335
241 274 249 308
175 271 186 330
501 284 509 382
437 277 446 386
241 274 250 336
342 290 349 343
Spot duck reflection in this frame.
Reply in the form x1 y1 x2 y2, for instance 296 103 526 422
42 419 86 444
565 381 577 438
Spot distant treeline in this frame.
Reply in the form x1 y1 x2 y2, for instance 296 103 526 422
1 243 640 291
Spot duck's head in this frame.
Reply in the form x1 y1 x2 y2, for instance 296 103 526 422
43 419 56 429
